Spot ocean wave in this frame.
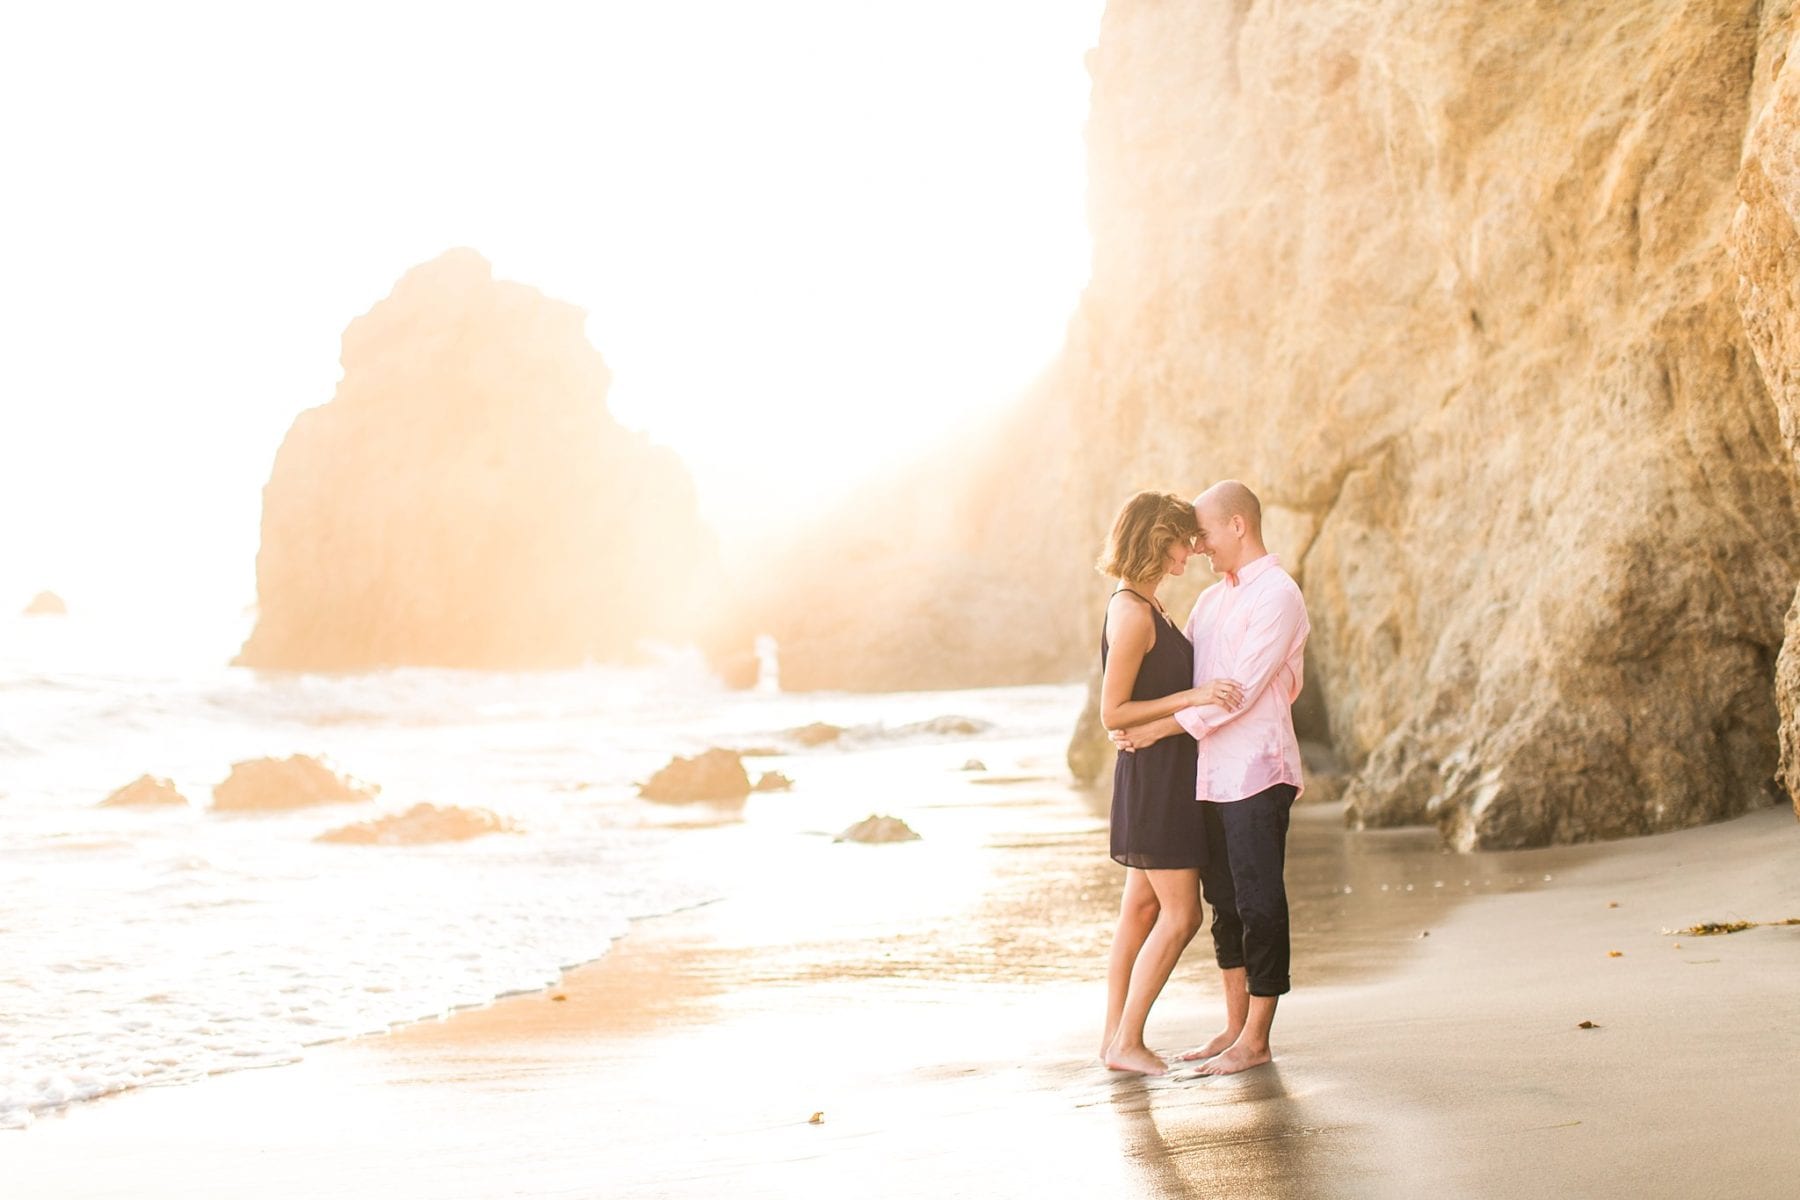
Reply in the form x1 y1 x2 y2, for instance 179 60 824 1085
0 642 1080 1130
777 714 996 749
0 827 710 1131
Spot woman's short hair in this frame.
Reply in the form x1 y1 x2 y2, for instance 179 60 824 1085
1095 490 1199 583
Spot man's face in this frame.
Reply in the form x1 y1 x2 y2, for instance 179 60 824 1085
1195 505 1240 575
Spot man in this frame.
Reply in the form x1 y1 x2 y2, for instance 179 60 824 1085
1111 480 1309 1076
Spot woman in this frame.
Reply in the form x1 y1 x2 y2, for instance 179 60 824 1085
1096 490 1242 1075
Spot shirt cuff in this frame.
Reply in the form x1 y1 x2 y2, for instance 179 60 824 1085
1173 705 1210 739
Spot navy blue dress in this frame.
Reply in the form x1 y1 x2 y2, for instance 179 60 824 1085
1101 591 1203 869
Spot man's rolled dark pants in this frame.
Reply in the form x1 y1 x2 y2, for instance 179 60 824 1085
1199 783 1298 996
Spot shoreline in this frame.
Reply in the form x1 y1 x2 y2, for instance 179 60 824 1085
10 766 1799 1198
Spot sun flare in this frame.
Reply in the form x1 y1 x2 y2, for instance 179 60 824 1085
0 1 1103 618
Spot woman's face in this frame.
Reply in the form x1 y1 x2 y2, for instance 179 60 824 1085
1163 534 1196 577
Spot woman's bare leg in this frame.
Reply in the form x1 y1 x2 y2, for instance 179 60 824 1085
1100 869 1160 1060
1104 868 1202 1075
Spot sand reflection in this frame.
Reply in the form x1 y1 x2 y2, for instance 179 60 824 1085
1112 1064 1357 1199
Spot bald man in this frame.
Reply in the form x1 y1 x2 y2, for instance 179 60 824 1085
1111 480 1310 1075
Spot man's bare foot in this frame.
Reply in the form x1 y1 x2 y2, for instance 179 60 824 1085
1174 1029 1241 1062
1195 1043 1272 1075
1103 1041 1168 1075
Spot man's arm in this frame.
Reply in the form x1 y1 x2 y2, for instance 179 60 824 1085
1171 586 1306 739
1114 598 1213 752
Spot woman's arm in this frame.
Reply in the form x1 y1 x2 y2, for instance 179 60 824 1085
1100 598 1243 729
1111 714 1184 752
1099 597 1158 730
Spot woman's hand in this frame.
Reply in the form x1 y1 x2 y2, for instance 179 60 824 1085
1109 723 1166 752
1191 679 1244 710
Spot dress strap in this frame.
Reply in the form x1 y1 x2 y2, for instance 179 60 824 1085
1112 587 1171 626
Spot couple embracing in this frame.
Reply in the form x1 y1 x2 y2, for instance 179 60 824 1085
1096 482 1309 1077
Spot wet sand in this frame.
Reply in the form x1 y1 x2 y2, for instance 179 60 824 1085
10 759 1800 1198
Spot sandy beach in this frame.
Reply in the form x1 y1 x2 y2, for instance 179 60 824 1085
10 755 1799 1199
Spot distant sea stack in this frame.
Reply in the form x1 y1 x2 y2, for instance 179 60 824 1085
749 2 1800 846
237 249 712 670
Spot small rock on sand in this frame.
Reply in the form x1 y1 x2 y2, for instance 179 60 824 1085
318 803 515 845
100 775 188 808
640 748 751 803
23 591 67 616
751 771 794 793
835 814 921 843
960 759 987 772
212 755 378 812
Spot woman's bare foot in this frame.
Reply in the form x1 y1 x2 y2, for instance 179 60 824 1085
1103 1041 1169 1075
1195 1042 1271 1075
1174 1028 1241 1062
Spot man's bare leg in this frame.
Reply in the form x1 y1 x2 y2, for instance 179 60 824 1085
1104 868 1202 1075
1176 965 1248 1061
1100 869 1159 1061
1196 993 1277 1075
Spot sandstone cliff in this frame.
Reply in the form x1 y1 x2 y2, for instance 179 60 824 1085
1731 31 1800 821
746 1 1800 847
239 250 711 670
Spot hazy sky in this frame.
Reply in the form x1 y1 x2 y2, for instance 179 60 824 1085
1 2 1104 617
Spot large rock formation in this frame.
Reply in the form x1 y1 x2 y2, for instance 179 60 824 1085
1731 33 1800 820
745 1 1800 847
1108 0 1800 848
238 249 712 670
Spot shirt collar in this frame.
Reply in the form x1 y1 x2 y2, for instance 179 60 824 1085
1227 553 1279 588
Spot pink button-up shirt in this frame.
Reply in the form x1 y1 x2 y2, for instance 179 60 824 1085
1173 554 1309 803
